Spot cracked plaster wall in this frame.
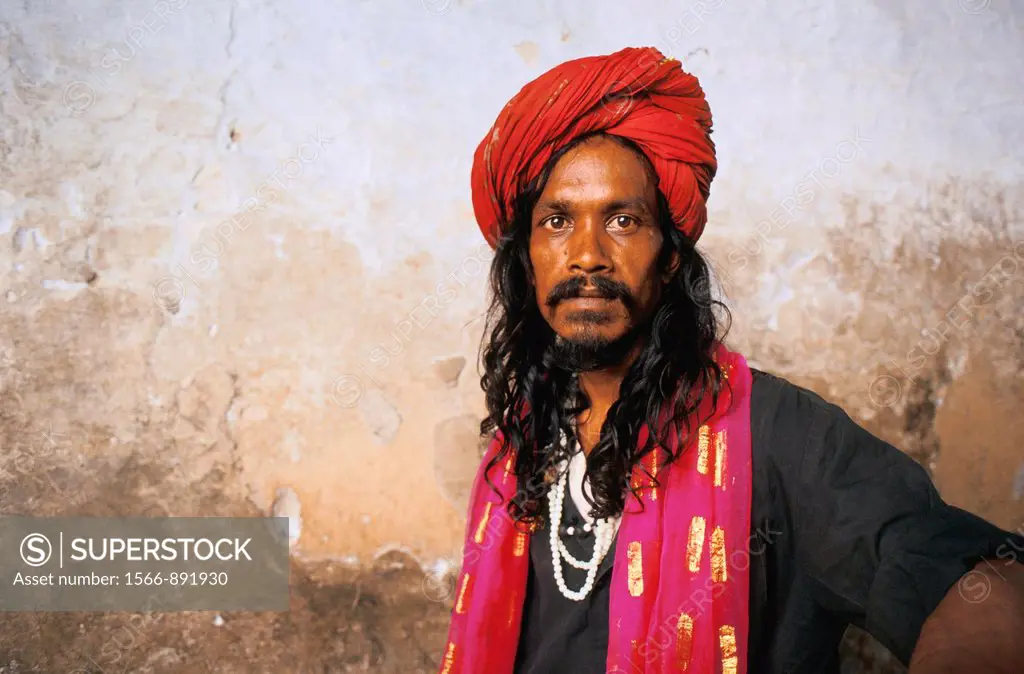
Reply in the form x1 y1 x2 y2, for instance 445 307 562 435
1 0 1022 583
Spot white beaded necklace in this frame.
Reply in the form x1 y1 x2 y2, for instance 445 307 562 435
547 429 619 601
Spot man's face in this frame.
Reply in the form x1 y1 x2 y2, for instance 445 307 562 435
528 135 677 364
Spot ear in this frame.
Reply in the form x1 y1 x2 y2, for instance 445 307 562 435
661 249 681 284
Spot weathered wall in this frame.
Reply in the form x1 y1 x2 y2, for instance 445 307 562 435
1 0 1023 670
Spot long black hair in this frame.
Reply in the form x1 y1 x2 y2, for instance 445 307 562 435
478 132 731 526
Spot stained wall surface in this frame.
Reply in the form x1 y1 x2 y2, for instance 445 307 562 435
1 0 1022 669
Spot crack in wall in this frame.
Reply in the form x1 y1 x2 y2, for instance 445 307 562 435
214 0 240 147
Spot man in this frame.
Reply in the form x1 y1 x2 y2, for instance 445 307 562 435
439 47 1024 673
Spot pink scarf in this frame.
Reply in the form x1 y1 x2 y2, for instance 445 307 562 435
440 344 753 673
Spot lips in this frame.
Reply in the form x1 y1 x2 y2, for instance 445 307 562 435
573 287 615 300
546 277 632 309
560 287 620 310
564 293 617 307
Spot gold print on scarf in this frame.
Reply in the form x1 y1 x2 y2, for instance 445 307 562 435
676 613 694 670
720 625 738 674
473 502 493 544
686 516 706 573
712 353 730 380
502 455 514 484
627 541 644 596
713 430 728 489
697 425 711 474
650 449 660 501
513 531 527 557
711 526 727 582
454 573 471 614
440 641 456 674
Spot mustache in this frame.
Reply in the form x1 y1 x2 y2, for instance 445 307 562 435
545 275 634 308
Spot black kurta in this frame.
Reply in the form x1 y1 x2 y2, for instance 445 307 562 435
513 369 1024 673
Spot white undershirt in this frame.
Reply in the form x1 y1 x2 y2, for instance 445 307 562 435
567 449 595 521
558 444 622 538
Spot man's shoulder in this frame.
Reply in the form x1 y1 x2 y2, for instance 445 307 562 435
747 367 849 454
749 367 841 417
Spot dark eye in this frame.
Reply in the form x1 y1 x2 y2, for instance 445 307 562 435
545 215 568 230
609 215 637 230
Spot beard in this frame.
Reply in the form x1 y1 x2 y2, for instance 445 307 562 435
543 274 650 372
548 315 646 372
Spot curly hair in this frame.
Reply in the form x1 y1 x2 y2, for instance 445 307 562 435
477 132 731 526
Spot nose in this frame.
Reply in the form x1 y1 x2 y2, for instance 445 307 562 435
566 218 612 275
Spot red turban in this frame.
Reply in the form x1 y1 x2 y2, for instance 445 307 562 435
471 46 717 248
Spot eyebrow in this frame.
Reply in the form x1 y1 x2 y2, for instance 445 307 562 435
533 197 653 216
533 198 574 215
603 198 652 215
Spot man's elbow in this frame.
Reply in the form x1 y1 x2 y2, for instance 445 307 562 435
909 559 1024 673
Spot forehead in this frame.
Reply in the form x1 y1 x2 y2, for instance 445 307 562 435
537 136 657 205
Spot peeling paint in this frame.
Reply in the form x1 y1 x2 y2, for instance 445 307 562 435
0 7 1021 664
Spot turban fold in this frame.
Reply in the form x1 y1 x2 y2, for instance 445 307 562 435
471 46 717 248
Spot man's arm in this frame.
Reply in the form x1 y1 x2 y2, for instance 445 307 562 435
761 374 1024 666
909 559 1024 673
